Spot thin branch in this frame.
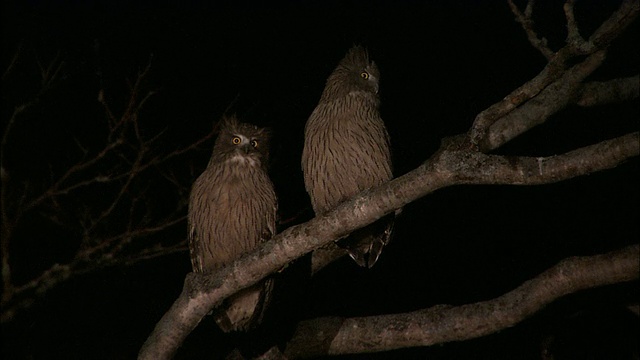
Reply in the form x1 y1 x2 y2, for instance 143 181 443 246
283 244 639 358
120 241 188 267
2 44 22 80
508 0 554 59
0 225 189 324
87 148 145 232
101 214 188 254
563 0 593 53
37 51 64 92
1 51 69 303
1 121 214 321
1 57 217 320
22 139 123 211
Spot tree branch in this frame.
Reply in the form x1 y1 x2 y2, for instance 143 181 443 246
283 244 639 358
479 49 606 151
577 75 640 107
470 0 638 149
138 132 638 359
589 0 640 50
137 3 639 356
507 0 554 59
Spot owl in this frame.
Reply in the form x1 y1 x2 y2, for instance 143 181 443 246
302 45 394 268
188 115 277 332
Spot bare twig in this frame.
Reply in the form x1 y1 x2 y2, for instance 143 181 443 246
563 0 592 53
508 0 554 59
1 42 22 80
1 51 69 303
37 51 64 92
1 56 218 322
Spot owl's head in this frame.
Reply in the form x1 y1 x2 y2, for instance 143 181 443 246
210 115 271 168
322 45 380 100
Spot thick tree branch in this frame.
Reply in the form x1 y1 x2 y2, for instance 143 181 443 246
139 1 638 353
577 75 640 107
480 50 606 151
138 5 638 355
307 127 637 273
589 0 640 50
443 133 638 185
310 243 349 275
470 0 638 148
283 244 639 358
138 132 638 359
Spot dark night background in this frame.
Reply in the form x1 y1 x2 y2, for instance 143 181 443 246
1 0 638 359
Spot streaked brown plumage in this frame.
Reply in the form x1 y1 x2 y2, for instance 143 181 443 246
188 115 276 332
302 45 394 268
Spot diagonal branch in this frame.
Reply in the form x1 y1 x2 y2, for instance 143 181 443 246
478 50 606 151
138 132 638 359
589 0 640 49
283 244 639 357
576 75 640 107
470 0 638 148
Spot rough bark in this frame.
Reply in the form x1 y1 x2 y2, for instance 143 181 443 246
138 1 639 358
138 133 638 359
284 245 639 357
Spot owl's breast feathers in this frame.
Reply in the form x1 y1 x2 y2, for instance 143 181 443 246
188 160 276 271
188 158 277 332
303 92 392 214
302 85 394 268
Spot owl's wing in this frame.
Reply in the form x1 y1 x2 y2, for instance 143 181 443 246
260 202 277 243
188 213 204 273
216 188 277 332
248 190 278 328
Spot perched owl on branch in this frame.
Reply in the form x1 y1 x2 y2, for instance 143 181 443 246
188 115 277 332
302 45 394 268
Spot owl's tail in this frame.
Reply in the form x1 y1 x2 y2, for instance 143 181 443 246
341 213 395 268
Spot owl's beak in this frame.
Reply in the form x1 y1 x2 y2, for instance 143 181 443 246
240 144 251 154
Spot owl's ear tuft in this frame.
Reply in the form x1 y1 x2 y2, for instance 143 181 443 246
220 114 241 131
256 126 272 142
342 44 370 67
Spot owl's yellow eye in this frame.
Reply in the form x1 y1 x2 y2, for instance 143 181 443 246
360 71 370 79
250 140 258 148
232 136 241 145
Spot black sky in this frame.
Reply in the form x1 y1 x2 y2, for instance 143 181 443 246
1 0 638 359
